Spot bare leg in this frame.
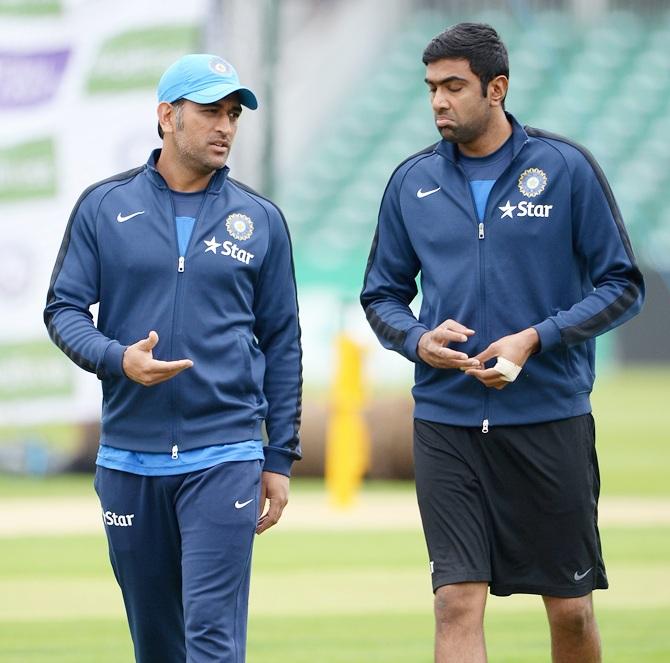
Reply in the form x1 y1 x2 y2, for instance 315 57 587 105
434 582 488 663
543 594 601 663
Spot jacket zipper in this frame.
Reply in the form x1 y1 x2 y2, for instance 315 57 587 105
457 139 530 433
167 192 181 452
168 188 213 452
458 164 490 432
478 215 490 433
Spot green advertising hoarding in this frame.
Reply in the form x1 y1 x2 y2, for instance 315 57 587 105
87 25 200 93
0 138 56 201
0 0 60 15
0 340 73 401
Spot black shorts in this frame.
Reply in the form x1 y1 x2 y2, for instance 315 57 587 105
413 415 608 597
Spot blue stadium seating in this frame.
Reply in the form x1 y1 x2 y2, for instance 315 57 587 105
278 10 668 293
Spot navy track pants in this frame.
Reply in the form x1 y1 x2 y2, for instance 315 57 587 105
94 459 262 663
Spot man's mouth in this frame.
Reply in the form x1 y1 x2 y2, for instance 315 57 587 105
435 116 454 128
209 141 230 155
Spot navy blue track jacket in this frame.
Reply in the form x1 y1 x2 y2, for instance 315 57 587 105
45 150 302 476
361 115 644 428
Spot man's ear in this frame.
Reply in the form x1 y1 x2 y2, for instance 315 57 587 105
488 75 509 107
157 101 176 136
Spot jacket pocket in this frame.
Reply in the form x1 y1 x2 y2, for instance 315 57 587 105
565 343 594 393
236 334 266 404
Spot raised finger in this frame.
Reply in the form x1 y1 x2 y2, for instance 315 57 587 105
151 359 194 375
464 367 498 379
439 329 472 344
465 367 507 388
440 319 475 335
431 327 471 346
451 358 481 369
258 485 267 520
436 347 470 362
256 500 285 534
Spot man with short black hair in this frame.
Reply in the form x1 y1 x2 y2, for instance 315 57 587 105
45 54 302 662
361 22 643 663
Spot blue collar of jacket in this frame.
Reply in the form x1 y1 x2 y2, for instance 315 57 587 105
434 112 529 163
143 148 230 194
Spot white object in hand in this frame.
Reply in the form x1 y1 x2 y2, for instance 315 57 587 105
493 356 522 382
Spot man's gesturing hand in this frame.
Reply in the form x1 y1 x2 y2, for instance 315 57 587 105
464 327 539 389
257 471 289 535
122 330 193 386
417 319 480 370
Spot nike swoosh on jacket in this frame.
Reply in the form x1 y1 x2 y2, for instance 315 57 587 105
361 115 644 427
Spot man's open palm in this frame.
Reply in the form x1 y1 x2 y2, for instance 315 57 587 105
122 330 193 386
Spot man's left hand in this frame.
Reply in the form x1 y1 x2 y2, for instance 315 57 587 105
464 328 540 390
256 471 289 535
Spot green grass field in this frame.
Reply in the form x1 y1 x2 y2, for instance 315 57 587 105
0 367 669 661
1 526 669 662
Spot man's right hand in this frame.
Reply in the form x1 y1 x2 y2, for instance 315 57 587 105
122 330 193 386
417 319 480 370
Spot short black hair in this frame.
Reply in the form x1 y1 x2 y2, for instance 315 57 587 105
422 22 509 98
157 98 186 139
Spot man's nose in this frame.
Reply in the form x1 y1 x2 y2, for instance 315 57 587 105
215 114 233 134
432 90 450 112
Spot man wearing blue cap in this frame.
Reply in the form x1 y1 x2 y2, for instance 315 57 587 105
45 54 302 662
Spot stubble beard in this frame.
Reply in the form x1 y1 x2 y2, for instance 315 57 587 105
174 133 227 175
438 120 485 145
437 107 490 146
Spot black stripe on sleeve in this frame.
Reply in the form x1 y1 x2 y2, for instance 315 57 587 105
360 144 437 349
365 305 408 348
525 126 644 342
361 143 437 295
44 166 144 374
228 178 303 459
525 126 638 263
561 280 642 345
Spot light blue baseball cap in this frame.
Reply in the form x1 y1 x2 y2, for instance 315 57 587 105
157 54 258 109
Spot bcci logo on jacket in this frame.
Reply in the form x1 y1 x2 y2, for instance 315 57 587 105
226 213 254 241
518 168 547 198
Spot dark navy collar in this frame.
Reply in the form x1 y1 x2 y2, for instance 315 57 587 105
144 148 230 194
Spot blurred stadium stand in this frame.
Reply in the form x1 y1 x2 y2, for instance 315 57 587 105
1 0 667 476
274 6 670 302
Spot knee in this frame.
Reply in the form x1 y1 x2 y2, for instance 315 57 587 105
546 597 595 636
434 583 486 630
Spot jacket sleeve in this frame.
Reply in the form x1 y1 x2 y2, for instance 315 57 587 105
360 166 429 363
253 205 302 476
43 188 126 379
532 149 645 351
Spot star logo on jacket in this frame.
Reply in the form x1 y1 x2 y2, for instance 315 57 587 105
226 213 254 241
204 236 222 253
499 200 517 218
203 235 255 264
518 168 548 198
499 200 554 219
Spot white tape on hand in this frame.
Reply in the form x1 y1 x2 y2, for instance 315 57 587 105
493 356 522 382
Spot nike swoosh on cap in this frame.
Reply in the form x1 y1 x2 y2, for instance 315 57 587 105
417 187 440 198
117 211 145 223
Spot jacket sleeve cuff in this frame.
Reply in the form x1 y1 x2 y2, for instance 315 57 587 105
97 340 127 379
262 447 294 477
403 325 429 363
532 319 562 354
